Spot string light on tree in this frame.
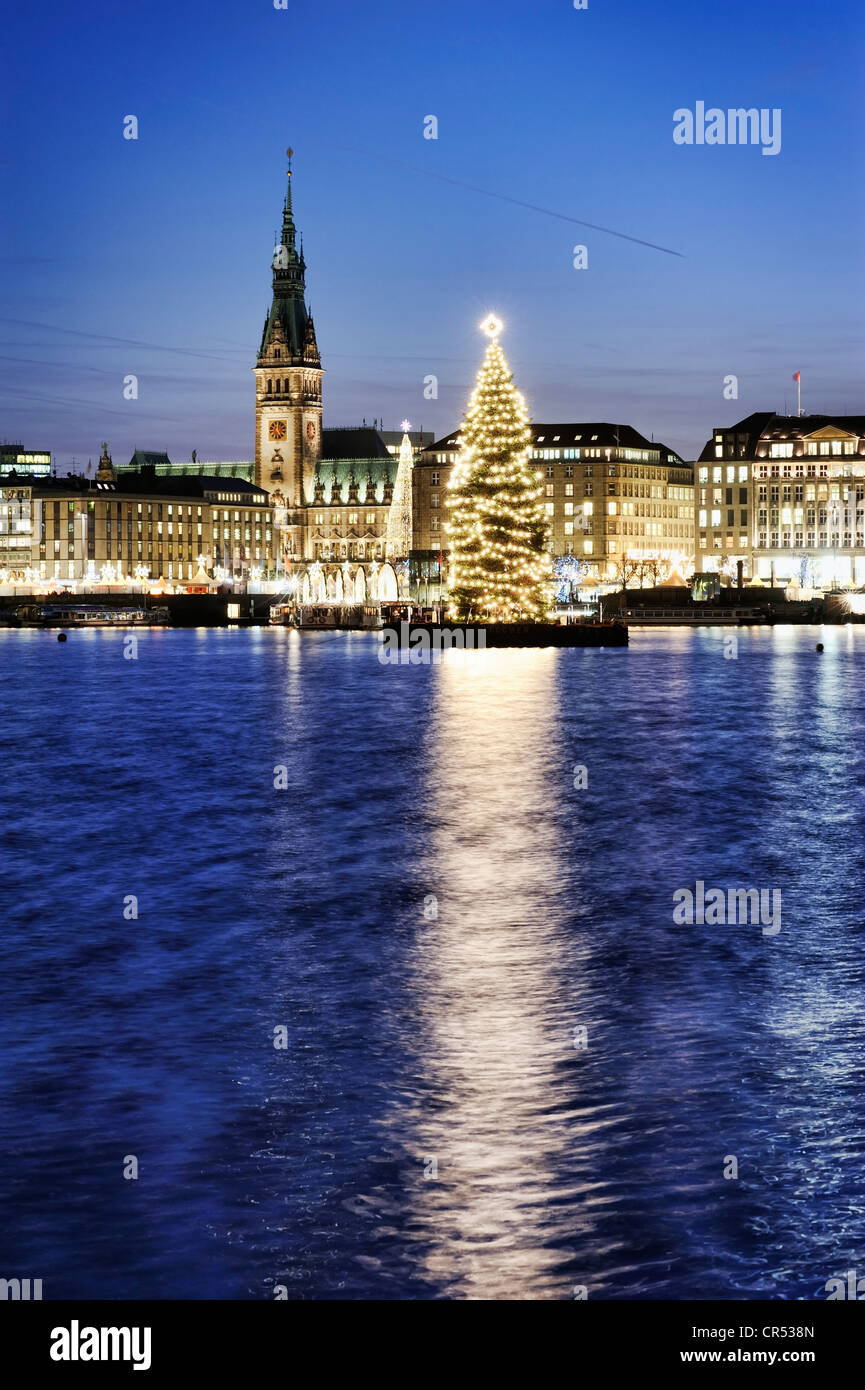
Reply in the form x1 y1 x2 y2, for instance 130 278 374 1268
385 421 414 569
445 316 550 621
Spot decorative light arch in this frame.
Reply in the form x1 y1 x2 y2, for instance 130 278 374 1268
377 562 398 601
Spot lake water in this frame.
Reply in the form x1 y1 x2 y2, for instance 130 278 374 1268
1 625 863 1300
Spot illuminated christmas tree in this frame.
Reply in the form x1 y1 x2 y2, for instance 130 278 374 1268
446 316 550 621
386 422 414 567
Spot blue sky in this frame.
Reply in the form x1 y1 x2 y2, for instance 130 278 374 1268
1 0 862 468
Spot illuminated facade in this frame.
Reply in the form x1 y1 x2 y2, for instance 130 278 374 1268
417 423 694 582
0 448 276 585
248 167 415 601
0 444 52 478
696 413 865 586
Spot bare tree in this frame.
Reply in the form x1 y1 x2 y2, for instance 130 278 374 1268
612 555 642 591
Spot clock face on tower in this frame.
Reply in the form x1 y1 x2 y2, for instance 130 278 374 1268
268 420 287 441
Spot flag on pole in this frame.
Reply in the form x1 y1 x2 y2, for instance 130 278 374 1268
793 372 800 382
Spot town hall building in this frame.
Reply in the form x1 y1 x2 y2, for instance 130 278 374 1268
254 162 410 603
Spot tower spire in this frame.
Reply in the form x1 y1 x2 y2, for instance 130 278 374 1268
260 148 317 363
279 146 298 262
254 150 324 503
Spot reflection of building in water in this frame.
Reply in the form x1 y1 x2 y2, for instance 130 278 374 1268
381 651 610 1300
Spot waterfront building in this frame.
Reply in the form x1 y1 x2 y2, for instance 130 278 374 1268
0 446 276 586
245 163 415 601
696 413 865 586
415 423 694 587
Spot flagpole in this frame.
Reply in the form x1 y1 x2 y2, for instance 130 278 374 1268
797 373 801 417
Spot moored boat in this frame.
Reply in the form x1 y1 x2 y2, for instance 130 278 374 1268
14 603 171 628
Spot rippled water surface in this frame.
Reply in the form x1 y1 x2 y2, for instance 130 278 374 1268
1 625 863 1299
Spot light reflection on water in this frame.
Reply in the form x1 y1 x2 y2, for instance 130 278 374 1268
0 626 864 1300
398 651 596 1298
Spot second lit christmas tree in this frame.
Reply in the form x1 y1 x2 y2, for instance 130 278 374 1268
445 316 550 621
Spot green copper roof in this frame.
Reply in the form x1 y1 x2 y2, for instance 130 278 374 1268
258 171 319 365
311 457 395 505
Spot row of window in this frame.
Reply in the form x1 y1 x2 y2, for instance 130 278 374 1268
41 502 271 523
698 533 865 550
757 534 865 547
758 509 862 526
607 522 691 538
765 441 857 458
312 511 378 525
754 464 835 479
757 485 861 502
712 440 859 461
313 542 385 559
699 509 750 527
698 466 750 484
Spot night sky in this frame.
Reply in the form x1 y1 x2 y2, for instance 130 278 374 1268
1 0 862 469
